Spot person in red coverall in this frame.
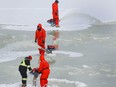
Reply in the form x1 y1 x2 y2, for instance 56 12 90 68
35 24 46 55
52 0 59 27
38 54 50 87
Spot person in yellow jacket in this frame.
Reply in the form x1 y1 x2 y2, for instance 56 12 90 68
18 56 32 87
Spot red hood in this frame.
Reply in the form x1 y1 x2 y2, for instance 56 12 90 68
37 23 42 29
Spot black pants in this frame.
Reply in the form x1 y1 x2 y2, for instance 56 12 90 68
19 66 27 85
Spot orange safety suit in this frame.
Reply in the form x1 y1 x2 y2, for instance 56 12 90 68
38 55 50 87
35 24 46 55
52 1 59 26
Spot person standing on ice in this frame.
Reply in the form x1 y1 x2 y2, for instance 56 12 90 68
52 0 60 27
35 23 46 55
38 54 50 87
18 56 33 87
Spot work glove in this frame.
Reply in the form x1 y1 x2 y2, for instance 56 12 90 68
35 39 37 43
29 70 33 74
30 68 37 74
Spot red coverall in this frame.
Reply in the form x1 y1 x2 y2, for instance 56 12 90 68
52 1 59 26
38 55 50 87
35 24 46 55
